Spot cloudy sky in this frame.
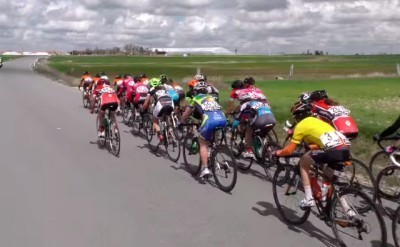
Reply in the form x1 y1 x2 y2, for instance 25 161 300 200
0 0 399 54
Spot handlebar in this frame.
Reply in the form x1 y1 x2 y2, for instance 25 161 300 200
376 133 400 150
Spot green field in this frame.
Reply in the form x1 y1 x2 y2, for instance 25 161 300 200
48 55 400 160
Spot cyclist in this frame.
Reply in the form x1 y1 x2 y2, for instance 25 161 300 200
274 101 351 208
113 74 123 91
300 90 358 140
373 114 400 153
179 81 227 178
164 78 185 116
88 73 101 92
139 73 149 85
226 77 269 158
90 79 119 137
132 77 149 118
143 78 174 142
117 74 135 109
78 71 93 91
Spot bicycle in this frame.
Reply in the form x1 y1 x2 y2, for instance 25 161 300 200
82 88 91 108
145 111 181 162
181 123 238 192
272 153 387 247
122 103 134 126
369 134 400 178
282 120 376 206
96 108 121 157
228 114 278 171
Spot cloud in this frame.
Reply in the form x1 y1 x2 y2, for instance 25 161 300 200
0 0 399 54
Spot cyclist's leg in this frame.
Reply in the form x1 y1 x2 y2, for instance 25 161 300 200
298 151 318 207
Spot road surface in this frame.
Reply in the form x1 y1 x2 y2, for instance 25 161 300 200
0 57 392 247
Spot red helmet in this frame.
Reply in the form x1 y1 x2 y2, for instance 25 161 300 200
97 78 107 86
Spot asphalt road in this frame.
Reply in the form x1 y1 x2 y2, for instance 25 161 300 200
0 57 393 247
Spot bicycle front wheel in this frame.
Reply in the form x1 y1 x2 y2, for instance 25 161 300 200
369 150 390 178
211 144 237 192
331 186 387 247
144 115 159 152
375 165 400 219
392 206 400 247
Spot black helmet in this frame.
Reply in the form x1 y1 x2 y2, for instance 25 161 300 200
123 73 131 79
83 71 89 75
291 101 312 121
310 90 328 101
139 73 147 79
299 92 311 104
231 80 244 89
100 71 107 76
94 73 100 78
160 74 168 84
244 77 255 85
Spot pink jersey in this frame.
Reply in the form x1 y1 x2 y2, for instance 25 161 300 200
230 86 266 103
133 82 149 104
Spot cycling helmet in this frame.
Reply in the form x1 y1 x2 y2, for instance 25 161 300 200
139 73 147 79
188 79 197 88
231 80 244 89
194 73 207 81
94 73 100 78
160 74 168 84
100 75 109 81
115 74 122 79
243 77 255 85
100 71 107 76
310 90 328 101
123 73 132 79
299 92 311 103
193 81 208 95
149 78 161 88
291 101 312 121
97 78 107 86
83 71 89 75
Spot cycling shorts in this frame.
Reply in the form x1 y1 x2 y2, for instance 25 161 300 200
199 111 227 142
250 113 276 135
309 146 350 170
153 96 174 118
133 93 147 105
100 93 119 111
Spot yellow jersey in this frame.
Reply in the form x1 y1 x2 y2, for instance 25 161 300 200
291 117 350 149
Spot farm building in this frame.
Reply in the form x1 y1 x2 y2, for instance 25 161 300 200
150 47 234 55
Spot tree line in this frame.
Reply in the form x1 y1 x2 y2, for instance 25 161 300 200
69 44 154 56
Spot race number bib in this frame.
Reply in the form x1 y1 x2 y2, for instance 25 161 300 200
327 106 350 117
319 131 350 149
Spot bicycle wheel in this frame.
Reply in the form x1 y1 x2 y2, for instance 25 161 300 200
211 144 238 192
392 206 400 247
145 115 159 152
330 186 387 247
182 135 201 175
229 128 243 158
96 116 106 147
369 150 390 178
108 121 120 157
165 125 181 162
82 91 89 108
269 128 279 144
342 158 376 213
262 141 284 181
375 165 400 219
272 164 310 225
122 106 132 125
132 114 142 136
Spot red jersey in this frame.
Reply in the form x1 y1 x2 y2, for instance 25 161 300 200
133 82 149 104
230 85 266 103
312 100 358 139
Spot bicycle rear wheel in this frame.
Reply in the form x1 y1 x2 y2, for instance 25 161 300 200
108 121 120 157
145 115 159 152
262 142 284 181
96 116 106 147
211 144 237 192
331 186 387 247
82 91 89 108
182 135 201 175
392 206 400 247
272 164 310 225
165 125 181 162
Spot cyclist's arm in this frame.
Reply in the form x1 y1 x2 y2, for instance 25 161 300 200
379 114 400 138
180 107 193 123
276 142 298 156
